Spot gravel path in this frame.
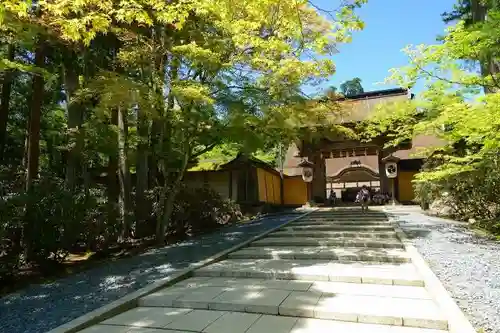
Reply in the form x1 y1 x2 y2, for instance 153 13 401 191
386 207 500 333
0 212 301 333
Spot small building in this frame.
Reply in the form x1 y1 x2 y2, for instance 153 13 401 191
184 154 308 207
282 88 443 204
185 89 442 206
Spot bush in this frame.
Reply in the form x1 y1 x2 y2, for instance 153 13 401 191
0 174 102 278
415 153 500 234
0 171 242 281
169 184 242 238
0 198 23 282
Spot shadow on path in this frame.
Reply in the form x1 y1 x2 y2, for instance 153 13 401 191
0 213 300 333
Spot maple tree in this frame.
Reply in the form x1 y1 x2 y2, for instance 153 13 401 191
364 2 500 231
0 0 367 273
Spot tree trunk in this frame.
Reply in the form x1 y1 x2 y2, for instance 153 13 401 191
63 55 83 190
470 0 500 92
155 148 190 244
135 107 150 236
23 42 45 262
0 44 15 160
148 118 161 188
118 107 133 240
470 0 487 23
25 43 45 191
107 108 119 242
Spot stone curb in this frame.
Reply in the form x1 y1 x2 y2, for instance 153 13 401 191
387 214 477 333
46 209 316 333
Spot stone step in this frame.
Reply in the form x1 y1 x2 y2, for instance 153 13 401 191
297 216 389 222
228 246 411 263
309 210 385 214
307 214 387 219
141 276 431 301
274 229 398 239
284 224 395 232
139 284 447 330
251 237 404 249
308 214 387 218
96 307 448 333
292 220 391 226
194 259 424 286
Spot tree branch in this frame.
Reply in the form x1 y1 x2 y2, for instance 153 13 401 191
191 143 218 158
411 57 499 90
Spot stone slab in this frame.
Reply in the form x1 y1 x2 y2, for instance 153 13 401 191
47 210 316 333
139 285 200 307
208 287 261 312
228 246 411 263
137 284 438 328
244 289 292 315
101 307 192 328
272 229 399 239
309 281 431 299
172 286 226 309
252 237 404 249
202 312 262 333
184 277 311 292
283 224 395 231
164 309 225 331
290 318 449 333
207 287 291 315
245 315 298 333
304 218 389 222
279 291 322 317
80 326 188 333
194 259 424 286
292 220 391 226
314 294 448 329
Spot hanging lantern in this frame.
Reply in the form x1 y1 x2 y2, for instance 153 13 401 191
298 159 314 183
382 155 400 179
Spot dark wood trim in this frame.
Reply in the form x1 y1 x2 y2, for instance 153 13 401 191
228 170 233 200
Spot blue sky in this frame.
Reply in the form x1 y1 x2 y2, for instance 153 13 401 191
306 0 457 95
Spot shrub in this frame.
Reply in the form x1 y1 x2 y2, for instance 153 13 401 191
0 196 23 282
415 153 500 234
169 184 242 238
0 174 102 277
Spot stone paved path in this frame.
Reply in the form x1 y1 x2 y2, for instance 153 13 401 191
0 213 299 333
76 209 455 333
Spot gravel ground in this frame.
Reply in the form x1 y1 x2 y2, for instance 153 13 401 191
0 212 301 333
386 207 500 333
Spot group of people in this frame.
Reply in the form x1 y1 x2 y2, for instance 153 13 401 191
371 191 391 205
356 185 371 213
328 186 391 212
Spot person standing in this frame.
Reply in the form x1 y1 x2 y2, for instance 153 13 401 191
357 185 371 213
329 189 337 206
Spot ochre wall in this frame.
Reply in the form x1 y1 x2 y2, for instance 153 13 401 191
257 168 282 204
398 171 418 202
284 176 308 205
185 168 307 206
184 171 231 199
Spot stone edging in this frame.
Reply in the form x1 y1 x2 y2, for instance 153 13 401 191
46 209 316 333
387 214 477 333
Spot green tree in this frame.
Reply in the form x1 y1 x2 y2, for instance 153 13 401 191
1 0 367 247
364 5 500 231
442 0 500 92
340 77 364 96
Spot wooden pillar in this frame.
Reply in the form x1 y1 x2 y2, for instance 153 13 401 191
311 152 326 203
228 170 233 200
378 149 389 193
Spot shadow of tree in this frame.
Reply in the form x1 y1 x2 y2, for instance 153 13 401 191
0 213 300 333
